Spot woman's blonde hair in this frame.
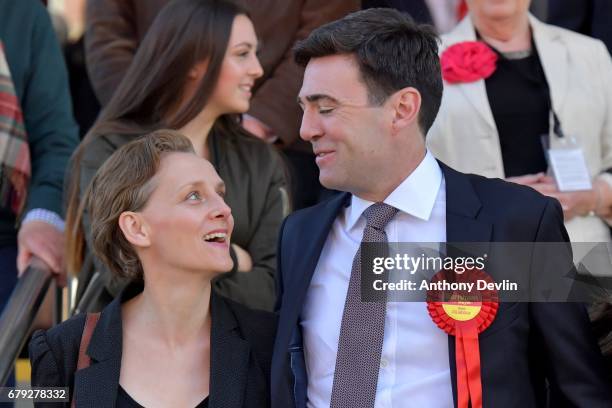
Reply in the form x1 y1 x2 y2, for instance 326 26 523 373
75 130 195 280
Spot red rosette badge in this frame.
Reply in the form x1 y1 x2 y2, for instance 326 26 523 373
440 41 498 84
426 267 499 408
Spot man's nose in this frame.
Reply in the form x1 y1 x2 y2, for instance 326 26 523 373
300 110 322 142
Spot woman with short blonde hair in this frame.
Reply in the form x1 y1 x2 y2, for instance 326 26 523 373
30 130 277 407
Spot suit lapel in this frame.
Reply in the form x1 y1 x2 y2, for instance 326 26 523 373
75 285 251 408
73 295 123 408
271 193 350 407
283 193 351 328
74 360 121 407
530 15 569 117
456 81 497 133
440 162 493 407
209 292 250 408
442 161 492 243
443 17 497 133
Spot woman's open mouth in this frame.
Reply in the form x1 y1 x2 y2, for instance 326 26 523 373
203 231 229 247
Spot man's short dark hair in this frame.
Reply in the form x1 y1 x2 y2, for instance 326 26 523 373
294 8 443 135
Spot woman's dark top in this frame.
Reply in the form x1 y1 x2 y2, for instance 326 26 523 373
117 386 209 408
484 45 551 177
29 282 277 408
77 129 287 312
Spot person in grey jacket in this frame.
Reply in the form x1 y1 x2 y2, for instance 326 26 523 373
66 0 287 312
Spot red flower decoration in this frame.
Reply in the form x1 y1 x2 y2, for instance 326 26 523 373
426 267 499 336
440 41 498 84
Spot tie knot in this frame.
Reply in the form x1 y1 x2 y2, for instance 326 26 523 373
363 202 399 231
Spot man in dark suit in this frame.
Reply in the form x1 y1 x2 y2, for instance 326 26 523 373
271 8 611 408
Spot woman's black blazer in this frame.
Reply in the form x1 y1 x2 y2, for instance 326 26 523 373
29 283 277 407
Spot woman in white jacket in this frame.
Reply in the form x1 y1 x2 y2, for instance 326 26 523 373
427 0 612 242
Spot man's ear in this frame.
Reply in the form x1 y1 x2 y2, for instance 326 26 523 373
118 212 151 248
390 87 421 133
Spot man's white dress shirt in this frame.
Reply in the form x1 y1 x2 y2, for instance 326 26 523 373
300 151 454 408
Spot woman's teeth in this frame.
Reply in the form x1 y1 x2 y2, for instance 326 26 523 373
203 232 227 242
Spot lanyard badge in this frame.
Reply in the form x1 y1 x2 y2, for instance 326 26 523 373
542 111 592 191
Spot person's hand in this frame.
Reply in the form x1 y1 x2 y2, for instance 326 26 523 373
17 221 66 286
507 174 598 221
551 189 598 221
242 114 277 143
536 177 598 221
505 172 546 187
231 243 253 272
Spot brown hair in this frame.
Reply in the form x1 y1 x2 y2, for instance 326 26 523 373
83 130 195 280
66 0 254 276
91 0 250 136
293 8 443 135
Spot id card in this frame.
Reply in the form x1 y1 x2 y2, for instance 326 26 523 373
541 112 592 192
547 146 592 192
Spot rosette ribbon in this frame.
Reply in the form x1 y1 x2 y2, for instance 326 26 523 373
427 269 499 408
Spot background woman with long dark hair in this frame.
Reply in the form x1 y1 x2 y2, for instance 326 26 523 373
66 0 287 312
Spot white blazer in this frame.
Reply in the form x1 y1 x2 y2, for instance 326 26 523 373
427 14 612 242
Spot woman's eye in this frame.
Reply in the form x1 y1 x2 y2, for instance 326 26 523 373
187 191 201 201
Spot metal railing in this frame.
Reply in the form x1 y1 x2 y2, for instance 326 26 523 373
0 257 53 386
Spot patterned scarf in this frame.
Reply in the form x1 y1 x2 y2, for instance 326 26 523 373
0 41 30 215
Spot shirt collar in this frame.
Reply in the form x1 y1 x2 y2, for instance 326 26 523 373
345 151 443 232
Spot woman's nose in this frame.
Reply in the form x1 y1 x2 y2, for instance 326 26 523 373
210 195 232 220
249 54 264 79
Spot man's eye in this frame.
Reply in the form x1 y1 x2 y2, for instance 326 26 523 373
187 191 201 201
319 107 334 114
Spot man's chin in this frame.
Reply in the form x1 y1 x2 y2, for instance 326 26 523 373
318 174 345 192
